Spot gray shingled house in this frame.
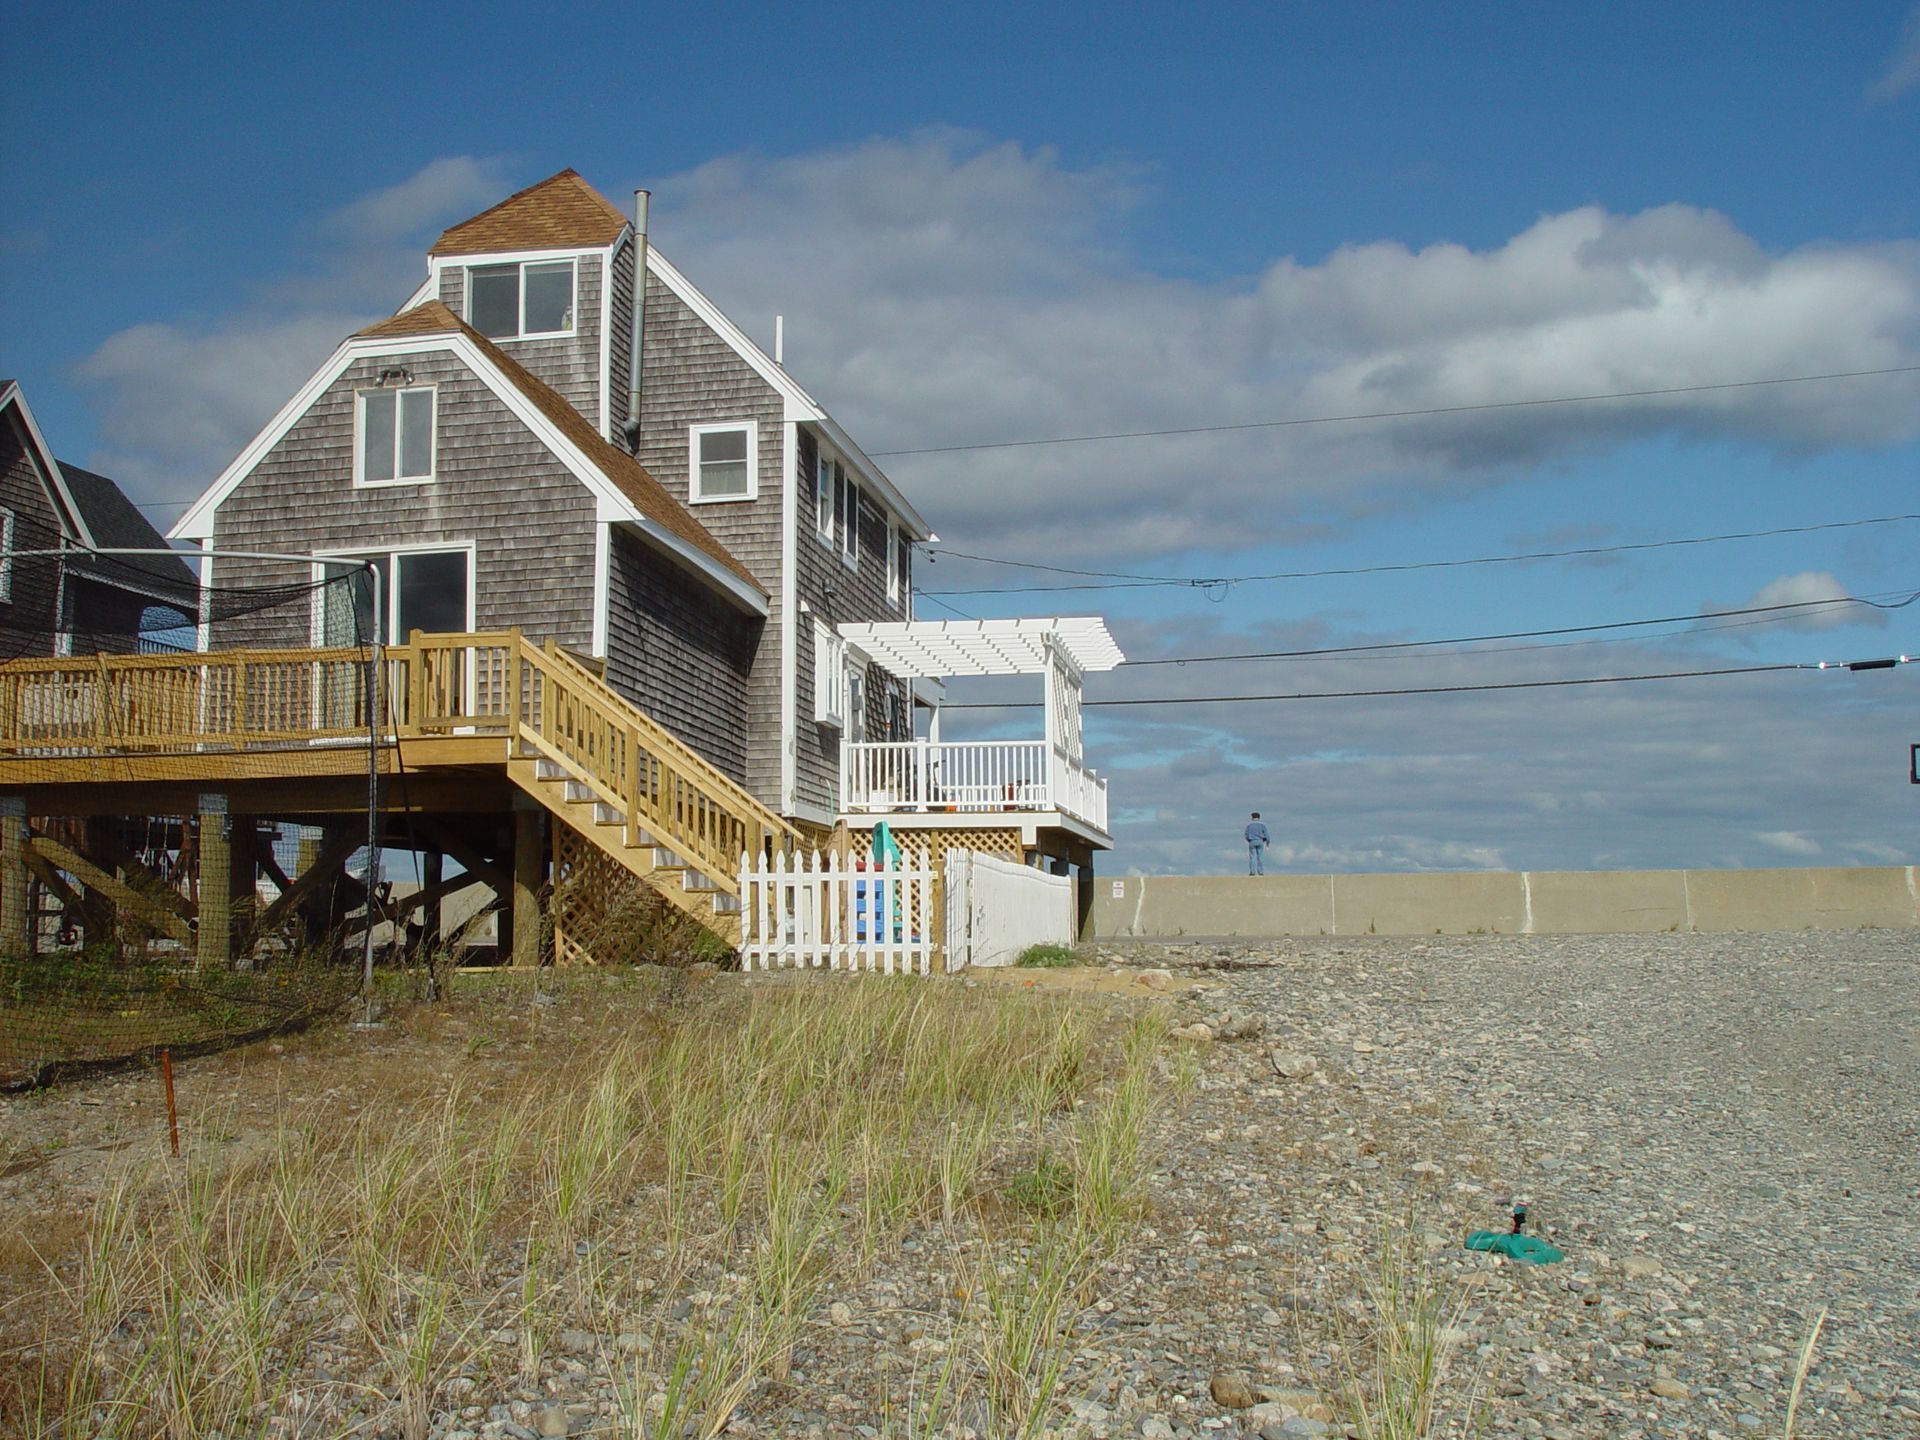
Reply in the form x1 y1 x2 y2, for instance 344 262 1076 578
0 379 197 660
0 169 1119 964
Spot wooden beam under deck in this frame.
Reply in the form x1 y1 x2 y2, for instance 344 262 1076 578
0 733 511 790
3 767 518 821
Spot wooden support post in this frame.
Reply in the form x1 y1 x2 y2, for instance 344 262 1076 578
229 816 259 958
197 793 232 970
1 799 29 958
422 849 444 954
1075 861 1095 944
80 817 117 946
510 805 545 968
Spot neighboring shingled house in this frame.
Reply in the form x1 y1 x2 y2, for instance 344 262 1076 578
170 170 932 826
0 379 196 659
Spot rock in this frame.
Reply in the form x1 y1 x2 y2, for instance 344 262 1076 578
534 1404 572 1437
1409 1160 1445 1179
829 1301 854 1326
1137 968 1174 991
557 1328 595 1354
1174 1022 1215 1042
1269 1050 1318 1080
1622 1256 1665 1280
1210 1371 1257 1408
1650 1378 1691 1401
1140 1418 1175 1439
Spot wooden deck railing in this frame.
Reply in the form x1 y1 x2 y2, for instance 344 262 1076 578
0 632 798 889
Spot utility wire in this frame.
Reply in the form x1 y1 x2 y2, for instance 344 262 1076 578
941 655 1912 709
922 513 1920 596
872 364 1920 458
1121 589 1920 668
129 366 1920 517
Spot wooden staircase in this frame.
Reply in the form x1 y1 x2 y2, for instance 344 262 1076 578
486 638 799 950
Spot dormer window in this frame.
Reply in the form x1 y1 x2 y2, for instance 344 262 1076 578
468 259 576 339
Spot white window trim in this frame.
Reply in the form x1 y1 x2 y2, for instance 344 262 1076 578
840 470 860 570
688 420 758 504
309 540 478 644
0 507 13 603
815 451 836 548
464 257 578 341
846 656 867 744
813 620 847 728
352 384 437 488
885 514 900 607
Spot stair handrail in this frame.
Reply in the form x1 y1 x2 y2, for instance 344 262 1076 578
505 634 798 864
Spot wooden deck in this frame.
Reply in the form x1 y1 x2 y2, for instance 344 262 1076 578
0 633 799 962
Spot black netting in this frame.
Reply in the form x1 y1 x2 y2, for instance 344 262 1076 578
0 548 388 1086
0 537 371 663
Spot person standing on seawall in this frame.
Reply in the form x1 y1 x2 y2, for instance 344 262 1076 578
1245 813 1271 875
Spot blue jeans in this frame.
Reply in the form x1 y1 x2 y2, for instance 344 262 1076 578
1249 843 1266 875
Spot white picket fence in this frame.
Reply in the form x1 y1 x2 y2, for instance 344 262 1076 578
737 847 1078 974
737 850 939 974
943 850 1076 968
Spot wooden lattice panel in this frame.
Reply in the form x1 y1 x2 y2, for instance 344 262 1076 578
550 821 650 966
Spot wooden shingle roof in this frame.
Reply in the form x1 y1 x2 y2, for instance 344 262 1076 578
430 170 628 257
354 304 762 597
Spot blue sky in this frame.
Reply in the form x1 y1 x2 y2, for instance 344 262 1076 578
5 1 1917 874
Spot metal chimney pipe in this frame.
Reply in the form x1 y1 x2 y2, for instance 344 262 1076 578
774 315 784 367
625 189 650 450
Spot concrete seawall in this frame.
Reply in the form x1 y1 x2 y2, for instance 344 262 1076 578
1092 865 1920 939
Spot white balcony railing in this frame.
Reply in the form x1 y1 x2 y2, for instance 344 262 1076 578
840 739 1108 834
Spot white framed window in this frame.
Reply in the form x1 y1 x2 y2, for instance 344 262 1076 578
813 446 863 566
813 620 847 728
689 421 757 502
313 544 474 645
0 507 13 603
815 453 836 545
846 661 866 744
885 515 900 606
467 258 576 339
355 385 436 486
840 470 860 568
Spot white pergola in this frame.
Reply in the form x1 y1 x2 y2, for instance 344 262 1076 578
836 617 1124 757
836 617 1124 678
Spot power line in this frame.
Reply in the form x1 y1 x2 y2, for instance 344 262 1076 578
129 365 1920 517
872 364 1920 458
1121 589 1920 668
941 655 1913 709
922 512 1920 596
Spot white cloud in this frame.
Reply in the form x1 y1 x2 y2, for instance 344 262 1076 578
1704 570 1890 633
76 156 510 504
1756 830 1822 857
1868 4 1920 99
74 136 1920 541
655 133 1920 562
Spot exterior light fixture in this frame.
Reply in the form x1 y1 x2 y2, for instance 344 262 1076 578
376 367 414 388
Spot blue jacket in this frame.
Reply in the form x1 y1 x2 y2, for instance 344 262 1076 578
1245 822 1270 846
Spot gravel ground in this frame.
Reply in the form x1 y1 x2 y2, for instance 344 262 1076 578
1081 930 1920 1440
3 931 1915 1439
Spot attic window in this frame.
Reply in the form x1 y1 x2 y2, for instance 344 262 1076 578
356 386 436 486
468 259 576 339
690 422 756 502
